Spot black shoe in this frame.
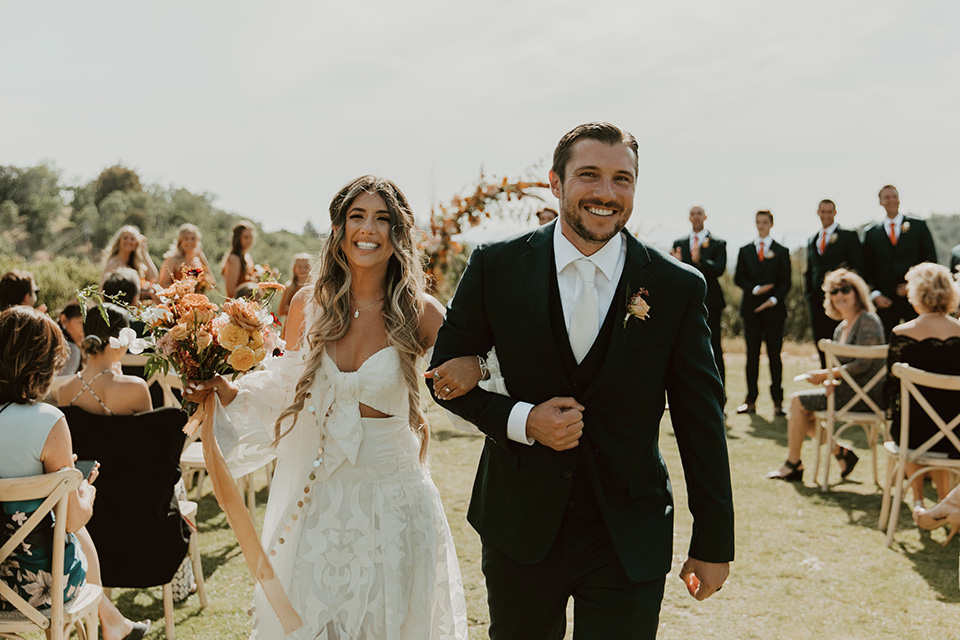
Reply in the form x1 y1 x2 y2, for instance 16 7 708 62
766 459 803 482
836 446 859 479
773 403 786 417
122 621 150 640
736 402 756 414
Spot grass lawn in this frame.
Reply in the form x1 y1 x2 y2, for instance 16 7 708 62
84 343 957 639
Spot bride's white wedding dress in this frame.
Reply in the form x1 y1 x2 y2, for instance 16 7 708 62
211 331 468 639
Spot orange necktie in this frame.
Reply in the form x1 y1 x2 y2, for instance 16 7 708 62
889 222 897 246
819 231 827 255
758 242 765 262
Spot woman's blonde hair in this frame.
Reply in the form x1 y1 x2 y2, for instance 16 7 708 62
273 176 429 461
164 223 213 276
288 253 313 287
822 268 874 321
102 225 147 273
906 262 960 315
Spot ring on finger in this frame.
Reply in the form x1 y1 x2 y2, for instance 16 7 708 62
443 386 451 393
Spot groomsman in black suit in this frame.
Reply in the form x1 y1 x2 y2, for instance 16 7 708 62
862 185 937 335
734 210 791 416
804 199 863 367
671 205 727 386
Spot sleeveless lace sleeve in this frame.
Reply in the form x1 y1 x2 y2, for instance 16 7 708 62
212 351 308 477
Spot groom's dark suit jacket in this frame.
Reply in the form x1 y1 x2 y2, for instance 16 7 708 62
430 222 735 583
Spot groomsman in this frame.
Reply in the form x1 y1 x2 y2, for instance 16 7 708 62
862 185 937 335
804 199 863 367
734 210 791 416
671 205 727 385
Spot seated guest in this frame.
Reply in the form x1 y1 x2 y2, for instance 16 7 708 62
767 269 885 481
57 302 85 376
883 262 960 510
0 306 148 639
102 268 146 337
913 481 960 543
233 280 258 300
158 223 215 291
53 304 151 416
0 269 45 313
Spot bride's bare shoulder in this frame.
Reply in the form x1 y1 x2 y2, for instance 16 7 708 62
419 293 446 348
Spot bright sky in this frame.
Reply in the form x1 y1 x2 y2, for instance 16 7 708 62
3 1 958 258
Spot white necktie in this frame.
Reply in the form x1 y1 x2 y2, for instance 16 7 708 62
569 259 599 364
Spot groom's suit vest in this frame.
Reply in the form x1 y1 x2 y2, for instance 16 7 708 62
546 255 622 521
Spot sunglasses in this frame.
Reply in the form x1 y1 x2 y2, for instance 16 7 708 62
829 285 852 296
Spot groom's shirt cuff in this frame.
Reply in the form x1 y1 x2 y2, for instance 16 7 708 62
507 402 535 445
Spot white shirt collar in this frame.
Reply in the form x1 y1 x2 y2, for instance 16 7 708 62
754 236 772 249
691 229 709 244
885 213 904 228
553 221 624 282
820 222 838 237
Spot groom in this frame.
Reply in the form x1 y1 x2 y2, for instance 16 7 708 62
430 122 734 639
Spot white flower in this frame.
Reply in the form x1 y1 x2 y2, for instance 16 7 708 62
11 511 27 526
109 327 149 355
23 569 53 607
141 306 173 325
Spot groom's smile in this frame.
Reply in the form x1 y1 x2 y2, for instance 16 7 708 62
549 138 637 256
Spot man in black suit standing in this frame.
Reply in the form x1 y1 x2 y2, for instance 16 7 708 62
671 205 727 386
804 199 863 367
734 210 791 416
430 122 734 639
862 185 937 335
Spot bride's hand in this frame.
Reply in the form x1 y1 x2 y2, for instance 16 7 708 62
425 356 483 400
185 375 240 407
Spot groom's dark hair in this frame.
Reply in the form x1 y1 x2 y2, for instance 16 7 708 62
552 122 639 182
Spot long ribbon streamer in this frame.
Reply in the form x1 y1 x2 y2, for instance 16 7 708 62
193 393 303 634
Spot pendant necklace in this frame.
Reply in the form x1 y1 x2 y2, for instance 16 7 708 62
352 297 384 318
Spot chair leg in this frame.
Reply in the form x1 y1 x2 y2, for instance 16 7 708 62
84 609 98 640
812 427 823 491
189 530 208 609
193 470 207 501
245 474 256 517
879 459 897 532
885 473 906 547
163 582 175 640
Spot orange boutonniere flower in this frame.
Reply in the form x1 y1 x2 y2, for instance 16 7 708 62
623 287 651 327
701 237 710 249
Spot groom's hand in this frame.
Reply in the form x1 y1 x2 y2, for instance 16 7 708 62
678 556 729 601
526 397 585 451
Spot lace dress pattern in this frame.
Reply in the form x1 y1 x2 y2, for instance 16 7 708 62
211 339 467 639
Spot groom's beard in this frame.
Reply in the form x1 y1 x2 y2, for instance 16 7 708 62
560 196 632 245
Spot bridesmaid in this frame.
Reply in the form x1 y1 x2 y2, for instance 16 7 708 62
101 225 159 287
220 220 257 298
159 223 216 291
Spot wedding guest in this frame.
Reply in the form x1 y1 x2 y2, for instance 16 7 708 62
735 210 792 416
913 482 960 543
220 220 257 298
804 199 863 367
766 269 884 481
862 185 937 335
102 268 146 336
0 306 149 640
278 253 312 320
101 225 159 287
883 262 960 510
158 223 215 290
232 281 258 300
52 303 151 416
672 204 728 386
0 269 45 313
57 302 85 376
535 207 558 226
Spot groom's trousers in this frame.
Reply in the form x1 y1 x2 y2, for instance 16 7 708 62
482 510 666 640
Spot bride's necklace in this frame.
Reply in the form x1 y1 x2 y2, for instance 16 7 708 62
351 297 384 319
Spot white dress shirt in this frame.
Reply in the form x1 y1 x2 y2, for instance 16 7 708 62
506 223 627 445
817 223 838 255
751 236 778 305
690 229 708 252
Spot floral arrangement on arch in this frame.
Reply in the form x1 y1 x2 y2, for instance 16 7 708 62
420 174 549 295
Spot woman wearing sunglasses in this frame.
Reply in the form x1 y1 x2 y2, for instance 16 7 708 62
767 269 885 481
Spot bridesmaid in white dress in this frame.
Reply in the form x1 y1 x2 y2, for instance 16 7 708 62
187 176 468 640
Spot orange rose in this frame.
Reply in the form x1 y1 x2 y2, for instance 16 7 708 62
248 330 265 351
218 323 249 351
228 346 257 372
223 299 260 332
197 329 213 350
168 323 190 341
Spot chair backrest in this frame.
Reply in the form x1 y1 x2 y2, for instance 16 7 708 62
60 406 190 588
818 339 888 421
891 363 960 458
0 468 82 632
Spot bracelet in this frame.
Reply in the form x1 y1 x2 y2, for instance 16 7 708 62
477 355 489 381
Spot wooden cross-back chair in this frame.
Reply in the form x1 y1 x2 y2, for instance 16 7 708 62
0 469 101 640
812 340 889 492
880 363 960 547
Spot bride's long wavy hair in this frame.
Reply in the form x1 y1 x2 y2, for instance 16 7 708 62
273 176 429 462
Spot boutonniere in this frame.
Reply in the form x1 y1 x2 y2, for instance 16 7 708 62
766 249 776 259
701 237 710 248
829 233 838 244
901 220 911 233
623 286 651 327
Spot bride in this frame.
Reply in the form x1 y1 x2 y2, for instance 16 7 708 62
186 176 468 639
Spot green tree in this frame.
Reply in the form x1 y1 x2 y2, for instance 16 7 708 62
94 165 142 207
0 163 65 254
